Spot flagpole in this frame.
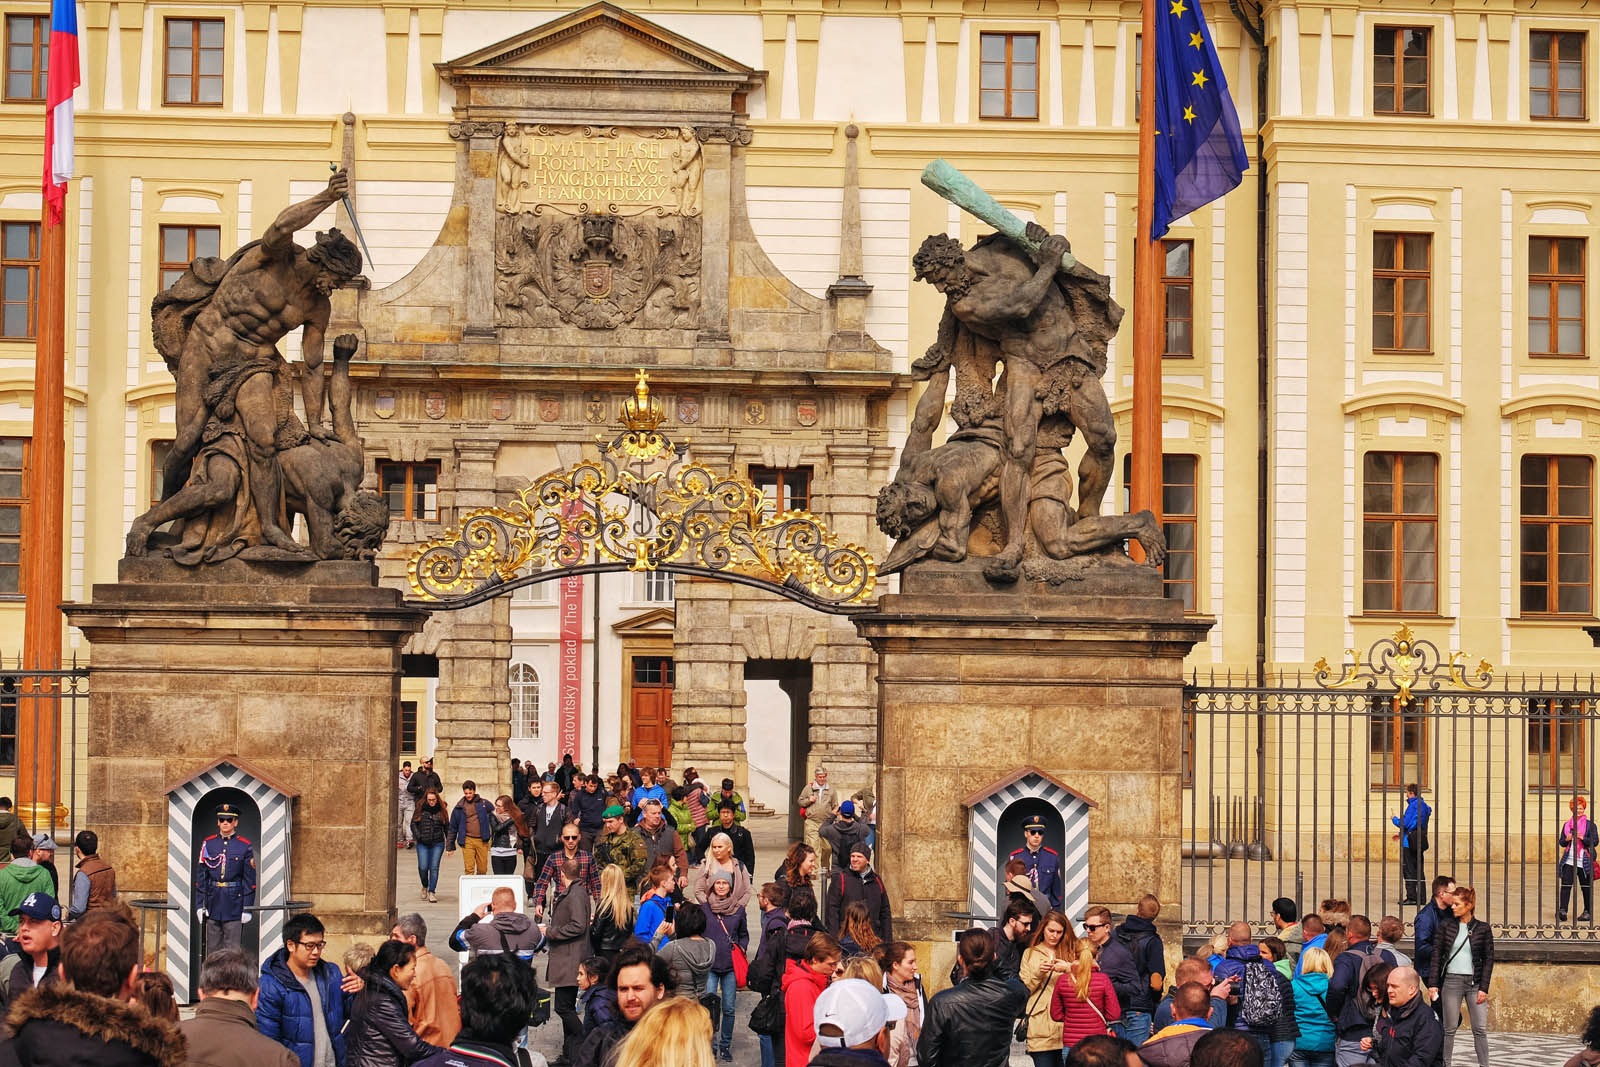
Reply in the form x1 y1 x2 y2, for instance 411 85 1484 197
18 194 66 830
1131 0 1164 530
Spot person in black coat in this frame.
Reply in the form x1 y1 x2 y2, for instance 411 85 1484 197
1426 886 1493 1067
692 803 755 870
346 941 444 1067
916 929 1025 1067
824 843 893 944
1364 966 1443 1067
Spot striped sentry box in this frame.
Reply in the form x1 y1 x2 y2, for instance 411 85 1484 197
965 769 1095 926
166 760 296 1004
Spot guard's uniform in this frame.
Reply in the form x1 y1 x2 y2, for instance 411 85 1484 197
1010 844 1063 911
196 827 256 955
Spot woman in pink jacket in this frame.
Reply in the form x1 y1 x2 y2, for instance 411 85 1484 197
1050 950 1121 1052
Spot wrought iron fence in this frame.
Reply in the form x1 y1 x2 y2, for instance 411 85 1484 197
0 660 89 845
1182 627 1600 947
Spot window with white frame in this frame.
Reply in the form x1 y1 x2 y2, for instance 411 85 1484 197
643 570 675 603
512 580 551 602
510 662 540 739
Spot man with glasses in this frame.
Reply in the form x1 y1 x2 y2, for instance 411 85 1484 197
532 823 602 918
259 912 360 1067
197 802 256 956
1008 815 1062 911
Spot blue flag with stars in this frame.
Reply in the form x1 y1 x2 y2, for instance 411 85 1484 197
1151 0 1249 239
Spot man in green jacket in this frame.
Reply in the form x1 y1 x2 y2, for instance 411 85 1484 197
0 835 56 935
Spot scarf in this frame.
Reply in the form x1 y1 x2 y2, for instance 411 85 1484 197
707 876 746 916
885 973 921 1047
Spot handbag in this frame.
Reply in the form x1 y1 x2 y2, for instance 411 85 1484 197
749 989 785 1036
714 914 750 989
699 992 722 1019
1015 971 1051 1043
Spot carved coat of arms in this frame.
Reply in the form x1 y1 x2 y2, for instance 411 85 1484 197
745 400 766 426
424 392 447 420
495 212 702 331
539 396 562 422
796 400 819 427
491 393 513 421
375 392 395 420
677 396 700 425
586 395 607 424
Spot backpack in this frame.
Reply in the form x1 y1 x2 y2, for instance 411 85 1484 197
1353 945 1396 1021
1237 960 1283 1028
1116 927 1159 986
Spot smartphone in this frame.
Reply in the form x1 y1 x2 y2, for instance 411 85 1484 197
664 903 677 923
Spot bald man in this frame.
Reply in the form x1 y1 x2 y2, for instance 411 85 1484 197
447 886 547 957
1362 966 1443 1067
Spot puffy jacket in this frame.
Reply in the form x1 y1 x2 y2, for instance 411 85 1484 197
1137 1023 1210 1067
257 949 350 1067
634 893 673 949
1427 915 1493 992
1265 970 1299 1043
1050 969 1120 1048
748 907 789 996
0 984 185 1067
1371 992 1444 1067
916 971 1027 1067
1112 915 1165 1014
411 802 449 848
449 911 544 957
1291 970 1335 1052
346 972 443 1067
783 958 831 1066
579 985 618 1035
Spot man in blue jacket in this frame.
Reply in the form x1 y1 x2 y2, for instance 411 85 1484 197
450 781 495 876
258 912 359 1067
1411 874 1455 996
1111 894 1167 1046
1391 784 1432 906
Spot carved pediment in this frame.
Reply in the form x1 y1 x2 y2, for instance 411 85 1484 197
441 2 757 80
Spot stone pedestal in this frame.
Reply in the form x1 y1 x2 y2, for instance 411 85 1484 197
851 561 1211 941
65 559 427 945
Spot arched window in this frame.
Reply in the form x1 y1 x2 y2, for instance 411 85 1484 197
510 662 540 740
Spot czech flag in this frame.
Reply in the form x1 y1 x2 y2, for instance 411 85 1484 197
43 0 80 225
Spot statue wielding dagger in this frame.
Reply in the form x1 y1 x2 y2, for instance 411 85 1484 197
329 162 378 271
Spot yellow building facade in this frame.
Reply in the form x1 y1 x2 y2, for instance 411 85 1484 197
0 0 1596 943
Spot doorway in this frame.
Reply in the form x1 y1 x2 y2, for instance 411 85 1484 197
744 659 812 841
629 655 674 767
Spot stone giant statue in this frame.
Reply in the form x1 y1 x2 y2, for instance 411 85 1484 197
878 211 1164 583
126 169 388 563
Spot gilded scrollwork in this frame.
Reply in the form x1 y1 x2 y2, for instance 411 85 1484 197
408 372 876 609
1313 623 1494 706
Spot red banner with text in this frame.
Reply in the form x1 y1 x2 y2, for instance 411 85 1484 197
558 499 584 759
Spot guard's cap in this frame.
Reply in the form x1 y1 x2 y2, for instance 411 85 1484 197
602 804 625 819
10 892 59 921
813 978 907 1049
29 833 54 852
215 803 240 820
1022 815 1047 832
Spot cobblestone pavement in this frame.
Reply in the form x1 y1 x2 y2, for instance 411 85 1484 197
392 818 1580 1066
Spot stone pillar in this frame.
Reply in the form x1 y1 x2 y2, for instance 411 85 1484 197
826 124 874 356
671 577 746 785
450 120 504 340
694 133 735 348
66 559 426 945
851 566 1211 941
432 438 511 796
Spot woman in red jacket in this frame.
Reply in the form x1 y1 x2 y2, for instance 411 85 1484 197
784 931 842 1064
1050 949 1121 1051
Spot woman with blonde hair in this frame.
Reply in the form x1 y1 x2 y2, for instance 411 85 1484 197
611 994 716 1067
1290 946 1336 1066
589 863 636 963
1020 910 1082 1066
1049 937 1119 1049
690 831 752 908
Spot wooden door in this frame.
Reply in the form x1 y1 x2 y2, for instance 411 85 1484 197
629 656 674 767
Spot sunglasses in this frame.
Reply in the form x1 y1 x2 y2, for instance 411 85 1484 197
217 817 238 824
1084 922 1109 931
561 836 580 842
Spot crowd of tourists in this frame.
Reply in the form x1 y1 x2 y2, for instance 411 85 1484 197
1 764 1599 1067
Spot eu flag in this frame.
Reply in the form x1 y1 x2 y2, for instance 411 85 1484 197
1151 0 1249 239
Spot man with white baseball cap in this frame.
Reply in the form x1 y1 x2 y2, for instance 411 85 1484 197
809 976 908 1066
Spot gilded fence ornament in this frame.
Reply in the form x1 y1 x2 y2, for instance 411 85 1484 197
1312 623 1494 706
407 372 876 610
